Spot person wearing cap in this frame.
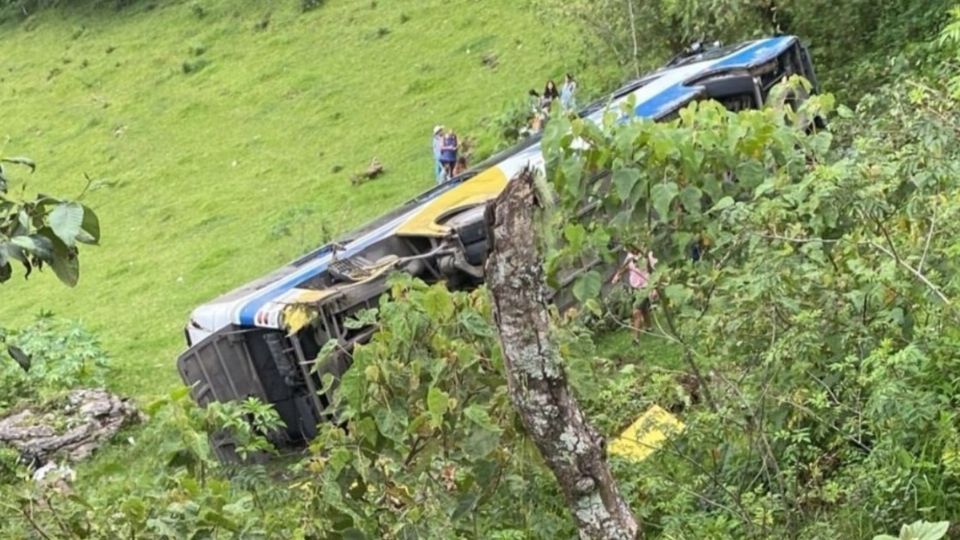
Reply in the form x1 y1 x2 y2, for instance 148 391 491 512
432 125 444 183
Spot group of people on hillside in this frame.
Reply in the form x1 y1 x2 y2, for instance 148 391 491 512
527 73 578 134
430 74 578 184
432 125 467 184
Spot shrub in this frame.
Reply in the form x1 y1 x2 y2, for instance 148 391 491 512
0 315 110 408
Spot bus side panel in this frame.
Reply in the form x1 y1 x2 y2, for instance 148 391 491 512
177 327 269 406
177 327 273 462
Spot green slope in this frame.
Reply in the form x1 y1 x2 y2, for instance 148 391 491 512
0 0 600 399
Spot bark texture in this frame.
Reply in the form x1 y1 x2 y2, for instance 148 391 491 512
484 169 639 539
0 388 142 466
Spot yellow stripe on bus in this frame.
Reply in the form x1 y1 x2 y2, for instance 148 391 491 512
395 167 509 237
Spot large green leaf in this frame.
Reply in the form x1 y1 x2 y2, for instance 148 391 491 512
422 286 455 322
49 202 85 247
572 270 602 302
48 234 80 287
612 167 641 202
679 185 703 214
651 182 679 222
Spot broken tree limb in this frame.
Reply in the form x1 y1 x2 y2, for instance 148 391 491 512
0 388 142 467
484 168 639 540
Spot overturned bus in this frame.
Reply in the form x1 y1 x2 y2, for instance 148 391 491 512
178 36 819 461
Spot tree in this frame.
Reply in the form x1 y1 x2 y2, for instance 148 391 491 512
0 157 100 287
484 170 639 539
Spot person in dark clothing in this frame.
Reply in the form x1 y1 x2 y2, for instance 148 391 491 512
439 129 459 180
542 80 560 110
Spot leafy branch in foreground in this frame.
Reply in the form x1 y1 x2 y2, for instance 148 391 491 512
0 158 100 286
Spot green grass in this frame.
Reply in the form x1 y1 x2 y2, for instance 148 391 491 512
0 0 606 401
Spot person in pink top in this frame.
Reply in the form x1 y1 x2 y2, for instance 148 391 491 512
612 249 658 332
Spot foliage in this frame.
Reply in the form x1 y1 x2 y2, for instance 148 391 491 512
535 0 953 103
289 274 572 538
540 44 960 533
0 314 110 408
939 7 960 99
0 387 298 538
874 520 950 540
0 279 577 539
0 158 99 287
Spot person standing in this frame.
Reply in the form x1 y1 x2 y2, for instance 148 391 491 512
612 249 658 334
542 80 560 112
439 129 459 181
432 125 445 183
560 73 578 111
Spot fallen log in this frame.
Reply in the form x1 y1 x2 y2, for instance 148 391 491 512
0 388 142 467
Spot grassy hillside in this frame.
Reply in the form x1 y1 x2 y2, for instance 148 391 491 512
0 0 601 399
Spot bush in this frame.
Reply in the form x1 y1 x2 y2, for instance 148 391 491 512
0 315 110 408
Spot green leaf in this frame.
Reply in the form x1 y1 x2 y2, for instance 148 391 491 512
572 270 602 302
0 156 36 172
563 223 588 251
49 202 84 247
899 520 950 540
201 509 241 533
47 234 79 287
6 345 31 372
344 308 378 329
422 286 455 322
10 235 54 262
75 204 101 245
664 284 692 304
707 196 734 214
679 185 703 214
651 182 679 222
464 405 500 432
612 167 641 202
427 386 450 428
458 309 494 338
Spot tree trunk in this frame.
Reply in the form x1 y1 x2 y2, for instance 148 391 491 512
484 169 639 540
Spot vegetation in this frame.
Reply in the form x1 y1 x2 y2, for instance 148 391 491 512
2 0 960 538
537 0 953 103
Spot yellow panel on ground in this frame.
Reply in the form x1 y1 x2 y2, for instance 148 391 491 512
608 405 684 462
395 167 508 237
